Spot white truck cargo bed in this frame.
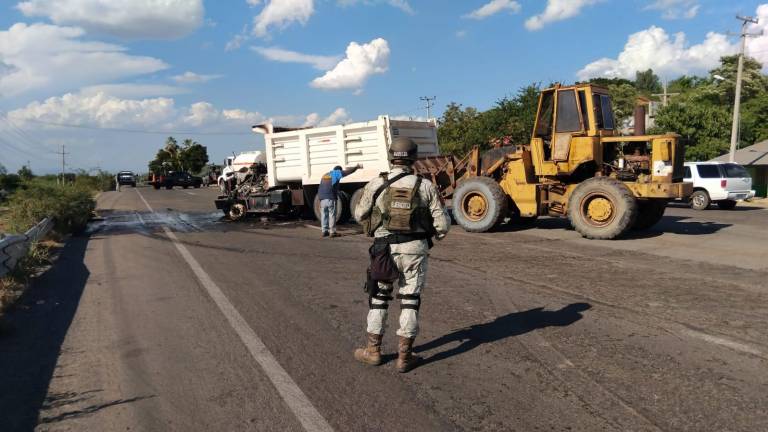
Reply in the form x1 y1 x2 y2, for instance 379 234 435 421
253 116 439 188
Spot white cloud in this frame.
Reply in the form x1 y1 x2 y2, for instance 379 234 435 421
16 0 204 39
645 0 700 20
463 0 521 20
525 0 600 31
745 5 768 67
0 23 168 97
337 0 415 14
252 0 315 37
310 38 390 92
8 92 179 128
251 46 341 70
577 26 736 80
7 91 350 132
80 84 187 98
171 71 224 84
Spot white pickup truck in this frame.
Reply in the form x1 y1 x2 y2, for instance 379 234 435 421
684 162 755 210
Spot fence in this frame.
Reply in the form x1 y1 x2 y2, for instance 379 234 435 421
0 218 54 278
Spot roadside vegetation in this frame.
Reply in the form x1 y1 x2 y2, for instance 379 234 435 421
438 55 768 161
0 165 114 324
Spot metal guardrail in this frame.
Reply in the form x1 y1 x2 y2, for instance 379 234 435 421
0 218 54 278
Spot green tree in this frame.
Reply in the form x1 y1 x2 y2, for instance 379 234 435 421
0 163 6 176
17 165 33 180
635 69 662 95
710 55 768 103
651 101 731 161
179 139 209 173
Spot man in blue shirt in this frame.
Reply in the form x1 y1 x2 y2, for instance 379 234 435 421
318 164 362 237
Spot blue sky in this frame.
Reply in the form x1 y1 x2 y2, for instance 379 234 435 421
1 0 767 174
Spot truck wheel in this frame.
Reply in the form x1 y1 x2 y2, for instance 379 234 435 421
183 185 189 189
452 177 508 233
632 200 666 230
313 194 346 225
690 190 710 210
165 184 173 190
717 199 737 210
568 177 637 240
229 203 247 221
350 189 365 223
153 184 160 190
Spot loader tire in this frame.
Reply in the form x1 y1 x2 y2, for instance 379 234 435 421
452 177 508 233
313 192 349 225
632 200 666 231
568 177 637 240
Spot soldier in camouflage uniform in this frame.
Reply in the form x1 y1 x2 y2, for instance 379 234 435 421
353 137 450 373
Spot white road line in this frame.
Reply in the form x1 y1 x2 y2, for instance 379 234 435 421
136 189 334 432
184 191 196 196
682 329 765 358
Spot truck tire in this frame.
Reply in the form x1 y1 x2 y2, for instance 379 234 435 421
452 177 508 233
313 193 348 225
632 200 666 230
165 184 173 190
690 189 710 210
153 184 160 190
350 188 364 223
568 177 637 240
229 203 247 221
716 199 737 210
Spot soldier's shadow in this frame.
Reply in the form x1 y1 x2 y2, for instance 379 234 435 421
410 303 592 367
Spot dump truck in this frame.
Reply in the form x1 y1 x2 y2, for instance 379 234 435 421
214 116 440 221
413 83 693 239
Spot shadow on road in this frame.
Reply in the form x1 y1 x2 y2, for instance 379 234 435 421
0 236 91 430
491 216 731 238
414 303 591 367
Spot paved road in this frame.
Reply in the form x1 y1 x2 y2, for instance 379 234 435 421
2 187 767 431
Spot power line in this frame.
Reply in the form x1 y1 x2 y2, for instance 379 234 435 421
16 118 255 136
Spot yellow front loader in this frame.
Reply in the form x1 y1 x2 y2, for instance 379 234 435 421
414 83 692 240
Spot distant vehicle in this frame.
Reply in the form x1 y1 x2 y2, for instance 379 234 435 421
153 171 203 190
117 171 137 187
218 151 267 192
684 162 755 210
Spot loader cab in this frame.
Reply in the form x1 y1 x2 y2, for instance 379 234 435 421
531 84 616 175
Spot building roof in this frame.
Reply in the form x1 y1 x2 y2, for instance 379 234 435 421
712 140 768 166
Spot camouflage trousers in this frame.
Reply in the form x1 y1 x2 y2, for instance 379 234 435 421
367 253 428 339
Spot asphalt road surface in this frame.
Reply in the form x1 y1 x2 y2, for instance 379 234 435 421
2 186 767 431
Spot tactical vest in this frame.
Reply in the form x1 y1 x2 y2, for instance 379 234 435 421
361 173 434 237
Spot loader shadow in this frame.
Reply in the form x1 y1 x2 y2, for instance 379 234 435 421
494 216 730 238
0 236 91 430
411 303 591 367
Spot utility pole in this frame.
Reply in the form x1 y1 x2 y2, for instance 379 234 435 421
55 144 69 185
730 15 762 162
652 79 679 107
420 96 436 120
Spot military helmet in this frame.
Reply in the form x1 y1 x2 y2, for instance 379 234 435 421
388 137 418 163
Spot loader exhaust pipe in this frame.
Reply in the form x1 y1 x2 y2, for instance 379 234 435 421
634 105 646 136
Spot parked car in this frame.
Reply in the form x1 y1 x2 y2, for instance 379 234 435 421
161 171 203 189
117 171 137 187
683 162 755 210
